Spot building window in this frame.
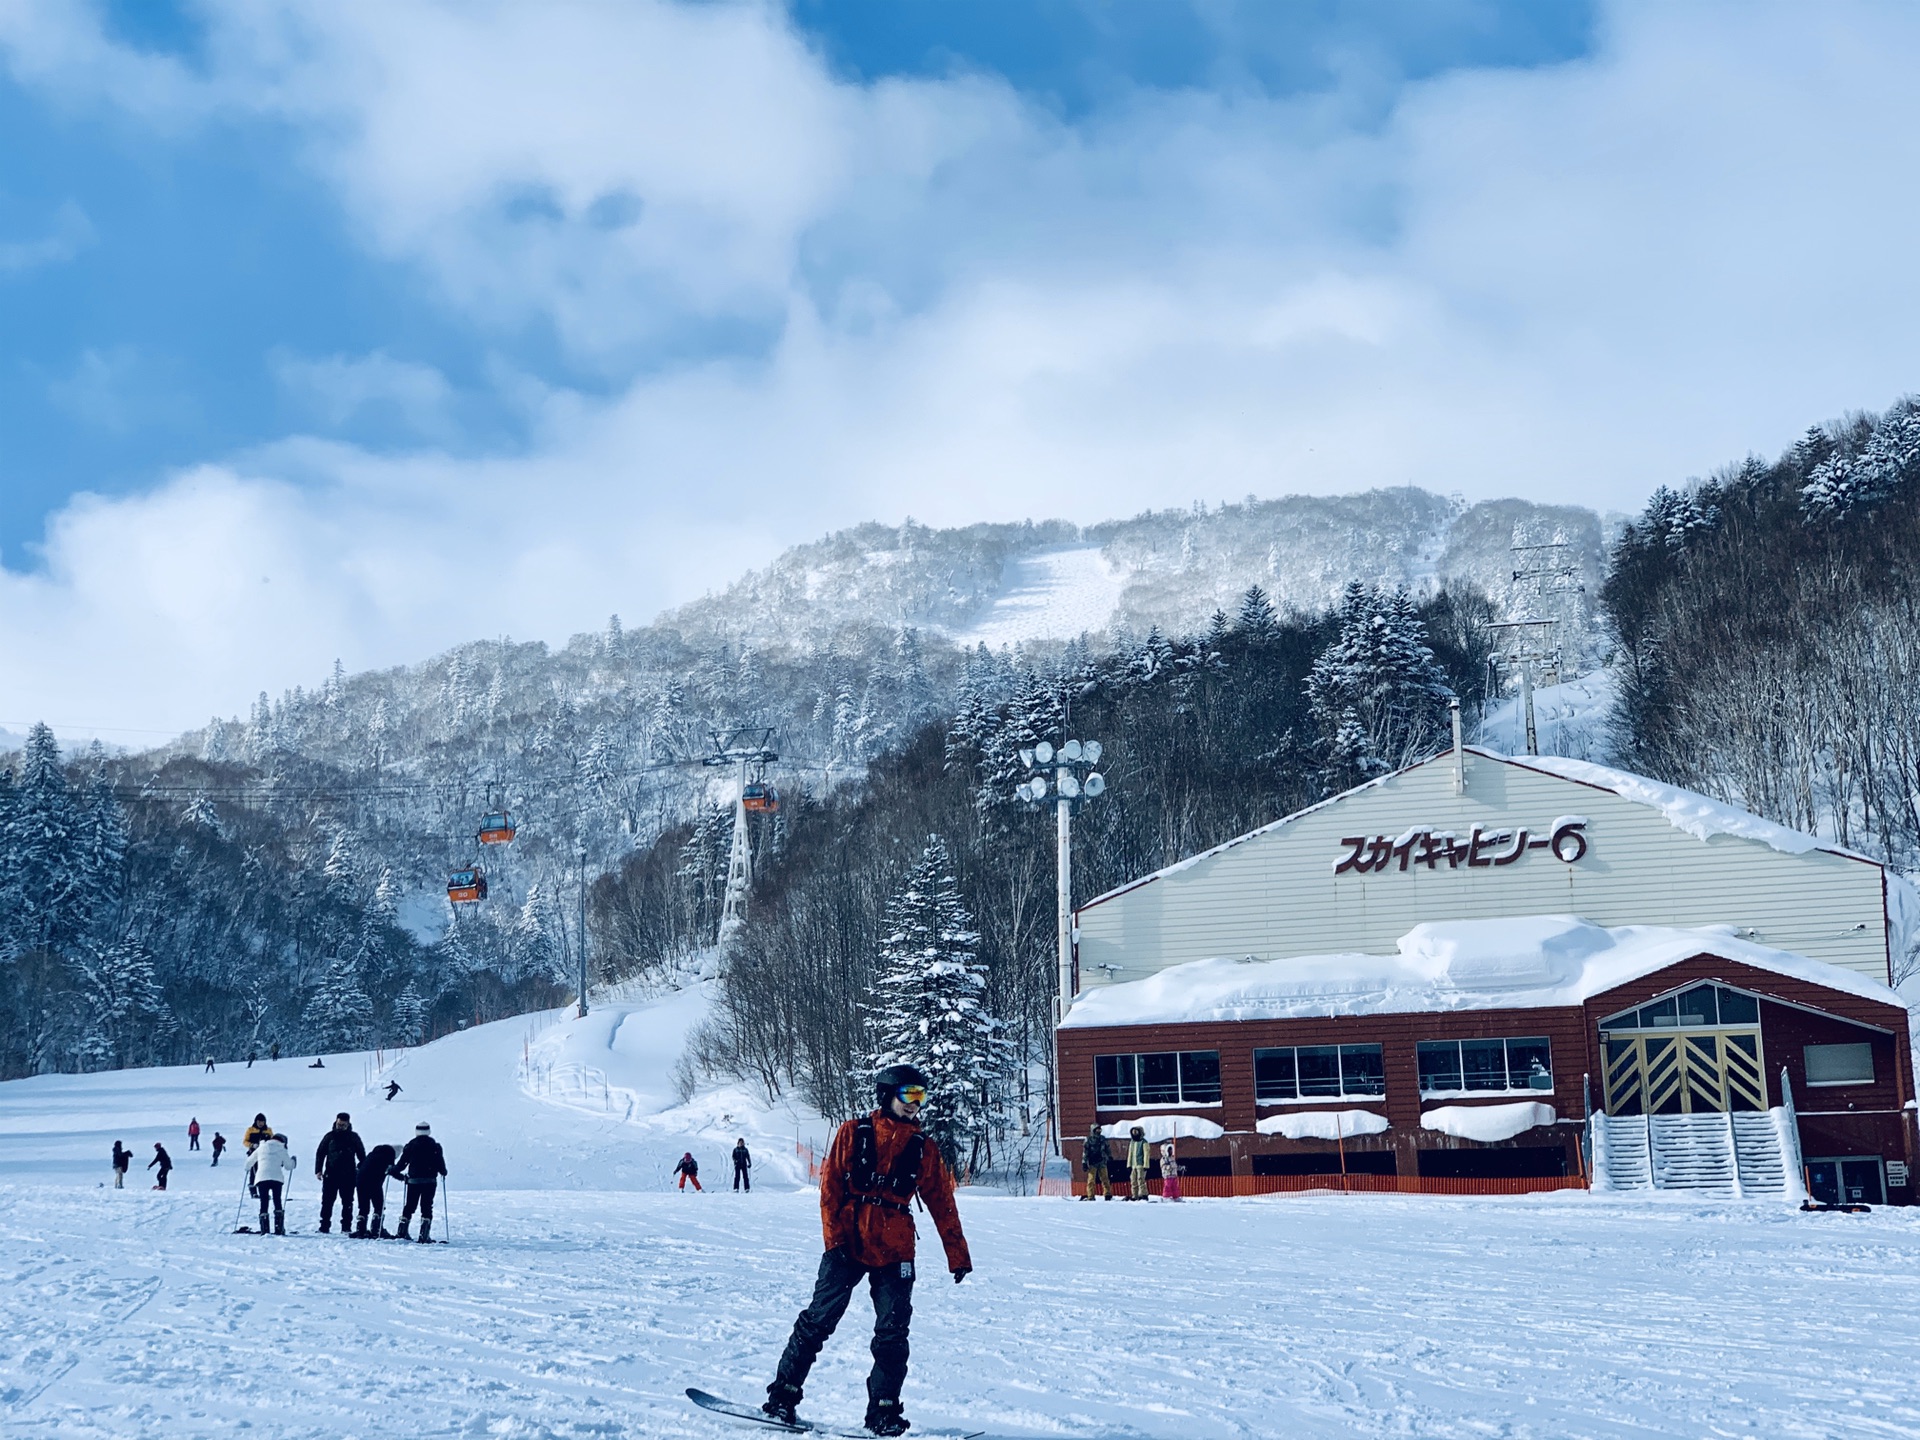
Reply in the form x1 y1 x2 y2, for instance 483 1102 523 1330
1253 1044 1385 1102
1416 1038 1553 1096
1804 1043 1874 1086
1095 1050 1221 1108
1602 984 1759 1032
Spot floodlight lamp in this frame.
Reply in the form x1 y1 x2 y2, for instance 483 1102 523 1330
1058 774 1080 798
1034 741 1055 764
1025 777 1048 801
1019 748 1035 769
1084 772 1106 797
1085 740 1102 763
1061 739 1082 761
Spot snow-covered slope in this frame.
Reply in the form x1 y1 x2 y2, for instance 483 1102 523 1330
0 983 828 1193
951 547 1125 648
1475 667 1617 761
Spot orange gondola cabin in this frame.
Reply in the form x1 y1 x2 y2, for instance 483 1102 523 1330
447 867 488 904
477 812 517 844
741 783 779 814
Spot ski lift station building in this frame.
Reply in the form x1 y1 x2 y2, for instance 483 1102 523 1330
1058 746 1917 1205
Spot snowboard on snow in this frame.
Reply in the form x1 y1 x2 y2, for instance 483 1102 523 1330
685 1388 984 1439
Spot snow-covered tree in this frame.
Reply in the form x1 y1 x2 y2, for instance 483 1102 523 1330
4 724 81 954
304 954 373 1052
393 981 428 1045
78 938 170 1070
863 837 1006 1172
1306 582 1455 788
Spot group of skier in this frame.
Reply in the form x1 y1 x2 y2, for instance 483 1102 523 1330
670 1139 756 1192
109 1109 449 1241
1078 1122 1183 1201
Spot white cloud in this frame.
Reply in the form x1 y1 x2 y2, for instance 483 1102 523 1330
0 198 93 273
2 0 1920 733
272 349 457 439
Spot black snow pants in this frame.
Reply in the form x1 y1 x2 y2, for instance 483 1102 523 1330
773 1247 915 1407
319 1173 354 1230
257 1180 284 1232
400 1179 437 1226
734 1163 751 1192
355 1177 386 1234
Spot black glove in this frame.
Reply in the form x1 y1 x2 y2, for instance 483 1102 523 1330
952 1267 971 1285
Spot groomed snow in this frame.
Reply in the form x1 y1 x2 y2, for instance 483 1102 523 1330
951 547 1123 648
1421 1101 1557 1143
6 986 1920 1437
1255 1109 1390 1141
1060 915 1903 1029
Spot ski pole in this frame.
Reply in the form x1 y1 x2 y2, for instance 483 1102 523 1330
232 1168 249 1233
442 1176 451 1245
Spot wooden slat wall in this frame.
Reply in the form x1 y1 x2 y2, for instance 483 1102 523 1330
1075 750 1891 986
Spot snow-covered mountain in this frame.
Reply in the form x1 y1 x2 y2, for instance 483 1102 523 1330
662 488 1620 656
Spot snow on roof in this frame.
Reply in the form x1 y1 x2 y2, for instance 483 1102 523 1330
1059 915 1901 1029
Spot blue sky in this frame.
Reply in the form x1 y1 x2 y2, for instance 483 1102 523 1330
0 1 1915 735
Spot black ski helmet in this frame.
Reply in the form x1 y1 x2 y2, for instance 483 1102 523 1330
874 1063 929 1107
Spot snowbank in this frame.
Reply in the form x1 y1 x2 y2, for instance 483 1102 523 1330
1061 915 1901 1028
1421 1101 1557 1143
1099 1115 1224 1141
1256 1109 1390 1140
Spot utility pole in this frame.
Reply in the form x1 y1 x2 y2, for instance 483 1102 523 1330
1484 618 1556 757
575 842 589 1019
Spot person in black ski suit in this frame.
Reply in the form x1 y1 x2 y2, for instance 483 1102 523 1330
392 1123 447 1242
211 1132 227 1166
313 1112 366 1234
111 1140 130 1188
354 1143 397 1237
385 1080 402 1101
148 1142 173 1190
732 1138 752 1192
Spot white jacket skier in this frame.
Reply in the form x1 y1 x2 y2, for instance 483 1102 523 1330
246 1135 292 1185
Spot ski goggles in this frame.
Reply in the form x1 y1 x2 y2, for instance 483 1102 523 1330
894 1084 928 1105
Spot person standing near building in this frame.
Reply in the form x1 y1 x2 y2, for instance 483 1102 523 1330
111 1140 130 1188
246 1132 292 1234
732 1139 752 1192
760 1063 972 1438
392 1122 447 1243
148 1142 173 1190
675 1152 703 1191
1081 1123 1112 1201
313 1112 366 1234
187 1118 201 1151
354 1142 397 1237
1126 1126 1150 1201
1158 1139 1182 1201
211 1132 227 1166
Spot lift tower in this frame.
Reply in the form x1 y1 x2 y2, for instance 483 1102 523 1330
702 728 779 934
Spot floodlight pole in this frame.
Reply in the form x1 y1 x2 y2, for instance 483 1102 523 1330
575 842 589 1019
1055 781 1073 1027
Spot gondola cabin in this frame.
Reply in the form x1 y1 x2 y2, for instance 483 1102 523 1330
741 783 779 814
447 867 488 904
477 812 517 845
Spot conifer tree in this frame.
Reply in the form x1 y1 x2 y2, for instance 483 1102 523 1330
864 837 1006 1172
5 724 81 954
393 981 428 1045
1306 582 1454 789
305 954 373 1052
78 938 170 1070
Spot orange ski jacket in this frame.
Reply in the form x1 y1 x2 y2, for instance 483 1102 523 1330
819 1109 971 1274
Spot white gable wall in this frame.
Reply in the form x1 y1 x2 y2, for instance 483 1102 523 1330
1075 751 1890 987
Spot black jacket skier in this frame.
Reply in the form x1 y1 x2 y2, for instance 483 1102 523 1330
111 1140 130 1187
313 1114 366 1233
148 1143 173 1190
354 1143 397 1237
392 1125 447 1242
732 1139 752 1192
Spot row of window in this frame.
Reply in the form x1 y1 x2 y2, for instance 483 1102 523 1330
1094 1037 1555 1108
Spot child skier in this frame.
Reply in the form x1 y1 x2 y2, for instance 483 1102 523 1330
1126 1126 1150 1200
1159 1139 1182 1201
762 1063 972 1438
675 1152 703 1191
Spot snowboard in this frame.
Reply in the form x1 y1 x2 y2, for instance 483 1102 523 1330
686 1388 985 1439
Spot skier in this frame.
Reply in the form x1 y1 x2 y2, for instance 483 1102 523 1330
761 1063 972 1438
211 1132 227 1166
244 1113 273 1198
308 1057 325 1069
111 1140 130 1188
246 1132 292 1234
148 1142 173 1190
204 1055 215 1074
392 1122 447 1243
675 1152 703 1192
269 1041 279 1061
313 1112 366 1234
732 1138 752 1192
1125 1126 1150 1201
384 1080 402 1102
188 1118 201 1151
354 1142 398 1237
1080 1122 1112 1201
246 1050 257 1068
1158 1139 1182 1201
